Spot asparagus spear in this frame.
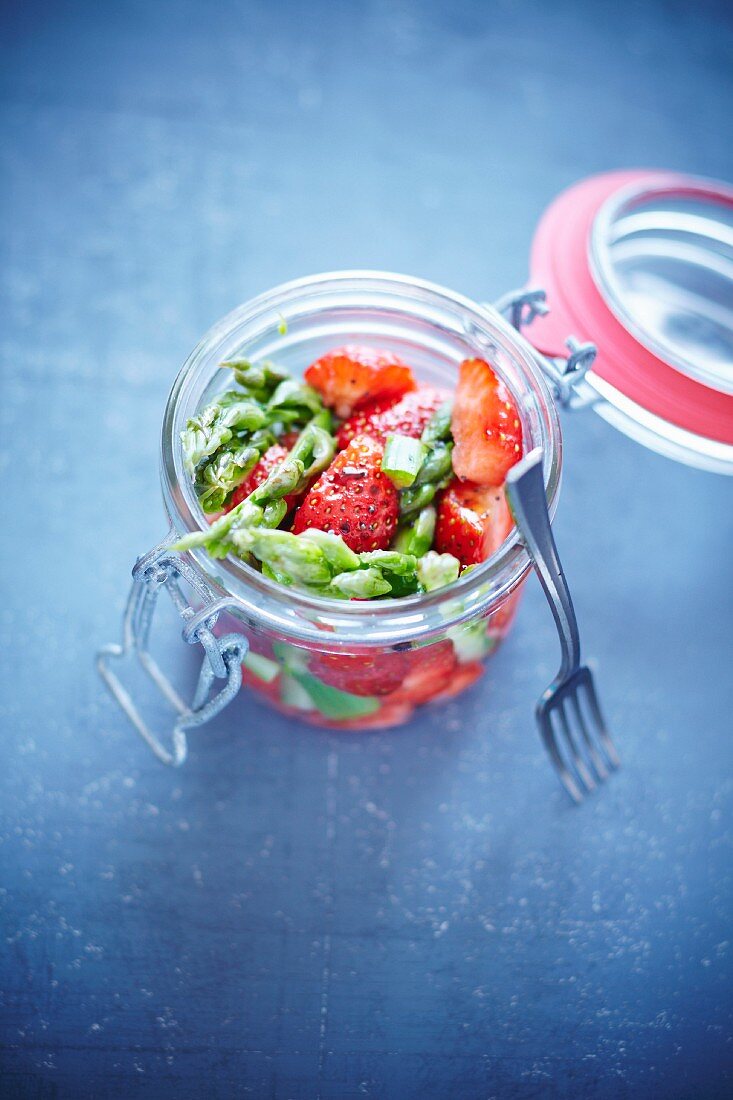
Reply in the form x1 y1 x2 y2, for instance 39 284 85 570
417 551 461 592
399 401 454 516
267 378 324 421
225 528 419 599
195 442 262 513
420 400 452 446
393 505 436 558
185 354 329 501
176 502 459 600
174 411 336 557
329 568 393 599
381 433 428 488
221 358 290 403
181 398 268 475
193 425 280 513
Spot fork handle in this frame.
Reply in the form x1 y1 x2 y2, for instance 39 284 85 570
505 448 580 679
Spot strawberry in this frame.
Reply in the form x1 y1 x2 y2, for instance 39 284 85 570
434 478 513 566
305 345 416 418
336 386 449 449
387 640 458 706
280 429 302 449
226 444 300 512
336 394 403 449
308 649 412 697
291 435 399 553
451 358 523 484
430 661 484 702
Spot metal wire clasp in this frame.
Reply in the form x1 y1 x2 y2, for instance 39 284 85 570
494 287 598 410
97 532 249 766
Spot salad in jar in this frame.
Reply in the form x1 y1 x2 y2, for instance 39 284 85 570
174 343 525 727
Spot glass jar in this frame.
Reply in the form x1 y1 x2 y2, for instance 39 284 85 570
100 271 562 763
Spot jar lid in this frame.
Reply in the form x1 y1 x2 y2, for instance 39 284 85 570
528 170 733 473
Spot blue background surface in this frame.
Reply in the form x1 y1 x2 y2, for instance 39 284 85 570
1 1 732 1096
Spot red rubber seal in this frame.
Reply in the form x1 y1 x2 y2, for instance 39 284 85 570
527 170 733 446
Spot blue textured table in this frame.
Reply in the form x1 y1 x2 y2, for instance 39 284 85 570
2 1 732 1096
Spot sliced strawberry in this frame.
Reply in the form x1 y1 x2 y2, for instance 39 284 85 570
451 358 523 484
226 444 300 512
386 640 457 706
335 394 403 449
291 435 399 553
280 429 302 449
336 386 449 450
308 649 412 697
376 386 450 439
430 661 484 702
434 478 513 566
305 345 416 418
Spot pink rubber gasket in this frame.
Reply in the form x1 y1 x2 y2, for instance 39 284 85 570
527 170 733 446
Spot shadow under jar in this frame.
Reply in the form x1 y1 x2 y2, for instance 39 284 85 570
147 272 562 739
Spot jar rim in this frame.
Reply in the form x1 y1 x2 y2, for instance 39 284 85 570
160 270 562 646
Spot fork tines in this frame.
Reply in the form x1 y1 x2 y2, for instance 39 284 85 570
537 665 620 803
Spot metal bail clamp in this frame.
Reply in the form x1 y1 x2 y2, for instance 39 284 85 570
97 532 249 766
493 287 598 410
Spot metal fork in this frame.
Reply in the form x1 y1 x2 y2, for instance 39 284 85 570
505 448 620 802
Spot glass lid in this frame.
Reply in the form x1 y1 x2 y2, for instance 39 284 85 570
527 170 733 475
590 181 733 395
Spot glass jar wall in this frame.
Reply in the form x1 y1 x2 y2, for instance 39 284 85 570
160 272 562 729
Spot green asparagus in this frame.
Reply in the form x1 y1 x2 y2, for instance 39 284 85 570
174 411 336 557
399 401 454 515
393 505 436 558
181 398 268 475
417 551 461 592
177 361 469 601
381 433 428 488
